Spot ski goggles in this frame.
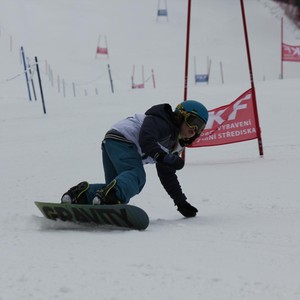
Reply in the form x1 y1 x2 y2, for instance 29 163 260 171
184 113 206 135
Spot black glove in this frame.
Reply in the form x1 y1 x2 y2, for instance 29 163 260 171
155 152 184 170
176 200 198 217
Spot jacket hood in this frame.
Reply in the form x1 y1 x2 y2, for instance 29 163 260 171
145 104 178 126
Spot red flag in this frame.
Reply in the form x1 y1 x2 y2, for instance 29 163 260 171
190 89 258 147
96 46 108 55
132 83 145 89
282 43 300 62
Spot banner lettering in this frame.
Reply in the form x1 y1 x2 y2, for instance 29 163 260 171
282 43 300 62
190 89 258 147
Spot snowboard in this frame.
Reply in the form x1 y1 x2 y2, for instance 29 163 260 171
34 201 149 230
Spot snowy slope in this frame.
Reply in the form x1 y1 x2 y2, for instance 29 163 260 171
1 1 300 300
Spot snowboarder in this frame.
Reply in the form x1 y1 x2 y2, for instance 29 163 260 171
61 100 208 218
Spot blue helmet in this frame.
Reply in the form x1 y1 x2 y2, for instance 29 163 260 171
176 100 208 123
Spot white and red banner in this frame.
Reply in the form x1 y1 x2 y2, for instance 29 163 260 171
96 46 108 55
132 83 145 89
282 43 300 62
190 89 258 147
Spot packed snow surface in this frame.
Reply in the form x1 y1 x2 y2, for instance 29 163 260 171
1 0 300 299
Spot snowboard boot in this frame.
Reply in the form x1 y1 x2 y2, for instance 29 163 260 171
61 181 89 204
93 179 122 205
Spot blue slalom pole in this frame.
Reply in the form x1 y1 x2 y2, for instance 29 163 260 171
35 56 46 114
20 46 32 101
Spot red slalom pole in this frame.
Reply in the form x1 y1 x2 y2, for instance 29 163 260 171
240 0 264 157
281 17 284 79
182 0 192 161
183 0 191 101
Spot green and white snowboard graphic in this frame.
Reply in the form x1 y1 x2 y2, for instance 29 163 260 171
35 202 149 230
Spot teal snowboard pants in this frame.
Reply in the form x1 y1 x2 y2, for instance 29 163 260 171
86 139 146 204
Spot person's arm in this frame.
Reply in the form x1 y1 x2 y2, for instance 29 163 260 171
156 163 198 217
139 115 170 158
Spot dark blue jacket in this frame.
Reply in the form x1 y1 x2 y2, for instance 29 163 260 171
139 104 187 205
